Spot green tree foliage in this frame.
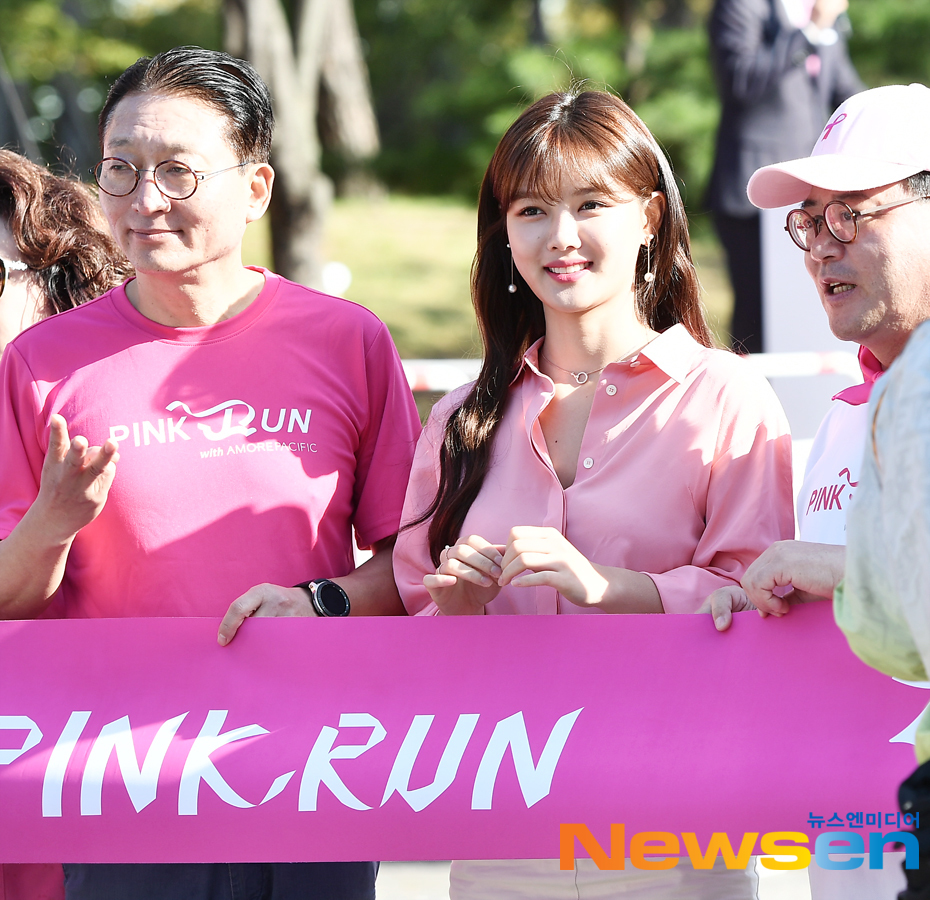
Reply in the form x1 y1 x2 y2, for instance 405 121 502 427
0 0 222 83
0 0 135 85
0 0 220 164
356 0 930 213
355 0 717 209
2 0 929 199
847 0 930 88
353 0 527 196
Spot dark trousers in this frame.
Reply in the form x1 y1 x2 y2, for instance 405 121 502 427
713 211 763 354
898 759 930 899
63 862 377 900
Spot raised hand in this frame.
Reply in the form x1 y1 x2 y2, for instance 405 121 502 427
35 414 120 542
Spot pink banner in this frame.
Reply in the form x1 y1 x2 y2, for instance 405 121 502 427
0 603 923 863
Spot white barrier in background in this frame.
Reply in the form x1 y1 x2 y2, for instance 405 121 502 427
403 351 859 393
401 359 481 393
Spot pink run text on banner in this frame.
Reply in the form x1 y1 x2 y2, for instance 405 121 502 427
0 604 923 863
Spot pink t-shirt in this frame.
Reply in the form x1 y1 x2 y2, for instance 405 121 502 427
0 269 420 618
394 325 794 615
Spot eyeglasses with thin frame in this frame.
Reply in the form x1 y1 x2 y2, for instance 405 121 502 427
0 257 29 299
92 158 254 201
785 196 930 251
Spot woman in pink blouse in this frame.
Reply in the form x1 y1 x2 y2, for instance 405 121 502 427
393 90 793 897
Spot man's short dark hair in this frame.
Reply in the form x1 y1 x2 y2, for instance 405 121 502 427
905 171 930 198
99 46 274 163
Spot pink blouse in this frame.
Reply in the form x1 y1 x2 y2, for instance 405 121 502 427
394 324 794 616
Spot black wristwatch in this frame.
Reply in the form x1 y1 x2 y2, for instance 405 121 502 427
295 579 351 617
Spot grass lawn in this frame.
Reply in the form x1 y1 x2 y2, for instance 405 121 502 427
243 194 734 360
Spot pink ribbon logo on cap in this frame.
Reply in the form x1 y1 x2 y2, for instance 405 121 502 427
821 112 847 141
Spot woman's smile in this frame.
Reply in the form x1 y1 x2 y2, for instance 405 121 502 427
545 260 591 281
506 178 659 323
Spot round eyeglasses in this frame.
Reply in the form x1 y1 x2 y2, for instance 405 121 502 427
785 196 930 251
92 158 254 201
0 256 30 299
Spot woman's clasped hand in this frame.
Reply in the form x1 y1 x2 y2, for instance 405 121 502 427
427 526 664 615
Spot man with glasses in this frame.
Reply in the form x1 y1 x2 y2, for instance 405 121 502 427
702 82 930 898
0 46 420 900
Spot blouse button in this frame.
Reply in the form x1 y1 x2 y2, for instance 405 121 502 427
629 360 640 368
605 384 617 396
582 457 594 469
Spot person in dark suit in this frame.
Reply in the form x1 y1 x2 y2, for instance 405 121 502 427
707 0 863 352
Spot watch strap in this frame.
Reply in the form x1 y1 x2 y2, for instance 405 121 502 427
294 579 350 617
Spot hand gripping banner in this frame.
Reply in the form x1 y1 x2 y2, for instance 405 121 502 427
0 603 923 863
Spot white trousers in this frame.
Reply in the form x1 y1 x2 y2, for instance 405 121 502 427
808 851 906 900
450 857 758 900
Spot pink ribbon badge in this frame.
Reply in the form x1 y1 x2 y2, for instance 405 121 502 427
821 113 847 141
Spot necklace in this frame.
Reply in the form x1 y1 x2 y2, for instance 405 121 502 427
539 353 604 385
540 342 646 385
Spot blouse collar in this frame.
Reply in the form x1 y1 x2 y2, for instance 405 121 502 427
517 323 704 385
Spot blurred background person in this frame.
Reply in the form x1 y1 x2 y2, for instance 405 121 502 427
0 149 130 355
706 0 863 353
0 147 129 900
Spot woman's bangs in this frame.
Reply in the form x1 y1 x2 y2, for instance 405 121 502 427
498 129 630 209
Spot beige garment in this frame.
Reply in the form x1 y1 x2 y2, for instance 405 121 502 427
808 851 906 900
450 857 758 900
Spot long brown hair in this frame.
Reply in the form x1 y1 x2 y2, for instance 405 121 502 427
417 89 711 564
0 150 131 315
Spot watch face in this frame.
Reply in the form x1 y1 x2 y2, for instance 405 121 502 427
317 581 350 617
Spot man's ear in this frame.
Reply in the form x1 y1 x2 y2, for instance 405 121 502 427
246 163 274 223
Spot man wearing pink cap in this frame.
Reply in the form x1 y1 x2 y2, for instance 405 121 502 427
705 81 930 623
703 82 930 899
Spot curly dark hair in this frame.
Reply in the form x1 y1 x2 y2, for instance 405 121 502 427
0 150 131 315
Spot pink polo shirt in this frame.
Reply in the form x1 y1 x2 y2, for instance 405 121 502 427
394 324 794 615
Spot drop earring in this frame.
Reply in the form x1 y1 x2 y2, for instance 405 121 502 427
643 235 655 285
507 242 517 293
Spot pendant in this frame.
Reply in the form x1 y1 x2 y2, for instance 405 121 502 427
572 371 588 385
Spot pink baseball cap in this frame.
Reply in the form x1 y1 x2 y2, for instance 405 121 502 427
747 83 930 209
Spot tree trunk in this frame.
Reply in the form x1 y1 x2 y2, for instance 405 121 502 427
318 0 380 196
0 45 41 161
528 0 550 46
225 0 379 287
609 0 653 98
